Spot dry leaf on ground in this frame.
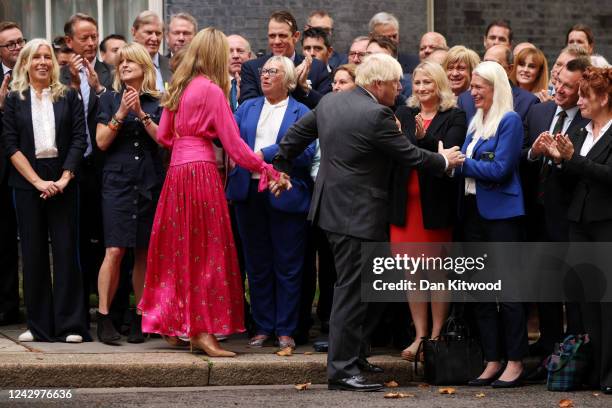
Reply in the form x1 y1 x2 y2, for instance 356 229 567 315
384 392 415 399
303 351 313 355
475 392 486 398
276 347 293 356
559 399 574 408
417 383 430 389
295 382 311 391
438 387 456 395
384 380 399 388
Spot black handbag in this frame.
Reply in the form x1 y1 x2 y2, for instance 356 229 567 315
416 316 484 385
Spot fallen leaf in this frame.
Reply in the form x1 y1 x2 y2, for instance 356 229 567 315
559 399 574 408
593 392 600 397
438 387 456 395
295 382 311 391
417 383 430 389
384 392 415 399
475 392 485 398
276 347 293 356
384 380 399 388
303 351 313 355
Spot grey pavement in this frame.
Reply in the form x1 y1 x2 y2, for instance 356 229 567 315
0 385 610 407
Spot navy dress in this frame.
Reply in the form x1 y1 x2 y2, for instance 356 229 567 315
97 91 164 248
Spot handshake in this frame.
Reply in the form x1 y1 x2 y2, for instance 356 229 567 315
268 172 292 197
438 141 466 170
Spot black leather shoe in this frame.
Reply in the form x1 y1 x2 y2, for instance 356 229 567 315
524 365 547 383
468 366 505 386
96 311 121 345
357 358 384 373
127 311 145 344
328 376 383 392
491 370 524 388
602 386 612 395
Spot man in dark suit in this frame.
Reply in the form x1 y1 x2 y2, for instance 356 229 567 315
165 12 197 58
0 20 24 325
239 11 332 109
304 10 346 70
272 53 464 391
131 11 171 91
458 44 538 122
368 11 419 74
522 58 591 378
62 12 113 325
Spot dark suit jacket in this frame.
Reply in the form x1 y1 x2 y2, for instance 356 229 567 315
522 101 589 240
563 125 612 223
158 54 172 85
239 53 332 109
273 86 446 241
227 96 315 213
458 83 539 123
390 106 467 228
328 51 347 70
2 88 87 190
398 52 419 75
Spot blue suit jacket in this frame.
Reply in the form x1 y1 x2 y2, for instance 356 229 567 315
458 112 525 220
226 96 315 213
239 54 332 109
458 84 539 124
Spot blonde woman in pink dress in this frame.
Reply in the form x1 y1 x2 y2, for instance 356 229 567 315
138 28 282 357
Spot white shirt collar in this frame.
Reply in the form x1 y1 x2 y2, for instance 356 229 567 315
152 53 160 67
2 63 12 75
264 96 289 108
555 105 579 122
585 119 612 138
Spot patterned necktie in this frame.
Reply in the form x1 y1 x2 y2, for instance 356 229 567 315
537 110 567 205
230 78 238 112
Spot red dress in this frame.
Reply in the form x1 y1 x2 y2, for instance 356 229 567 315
138 76 277 337
390 118 453 243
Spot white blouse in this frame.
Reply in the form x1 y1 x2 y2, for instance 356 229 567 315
252 97 289 179
464 133 482 195
580 119 612 157
30 87 58 159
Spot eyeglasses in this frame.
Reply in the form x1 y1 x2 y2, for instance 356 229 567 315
348 51 366 59
0 38 26 51
259 67 281 77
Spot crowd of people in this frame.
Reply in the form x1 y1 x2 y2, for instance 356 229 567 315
0 7 610 393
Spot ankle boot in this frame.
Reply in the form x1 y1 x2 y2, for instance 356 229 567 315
127 310 145 344
97 311 121 344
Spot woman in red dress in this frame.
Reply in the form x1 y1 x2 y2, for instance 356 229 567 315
391 61 467 360
138 28 281 357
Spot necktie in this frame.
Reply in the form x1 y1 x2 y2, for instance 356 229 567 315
230 79 238 112
537 110 567 205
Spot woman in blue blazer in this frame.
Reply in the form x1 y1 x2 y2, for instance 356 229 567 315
227 56 315 350
456 62 527 388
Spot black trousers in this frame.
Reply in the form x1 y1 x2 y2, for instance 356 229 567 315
325 231 385 380
570 220 612 388
460 195 528 361
14 159 89 341
0 177 19 320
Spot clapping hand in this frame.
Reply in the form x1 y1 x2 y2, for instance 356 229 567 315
83 58 104 94
415 113 425 140
535 89 553 103
125 85 143 117
538 132 563 162
296 55 312 92
269 172 292 197
531 131 551 159
438 141 465 170
555 133 574 161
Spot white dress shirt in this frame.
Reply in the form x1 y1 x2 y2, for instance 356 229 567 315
152 53 164 92
30 88 58 159
580 119 612 157
252 97 289 179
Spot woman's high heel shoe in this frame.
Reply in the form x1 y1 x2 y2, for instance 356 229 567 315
190 333 236 357
163 335 190 347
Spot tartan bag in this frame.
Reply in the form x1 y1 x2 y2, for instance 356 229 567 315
545 334 591 391
416 316 484 385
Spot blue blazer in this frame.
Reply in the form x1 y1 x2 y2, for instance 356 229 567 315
226 96 315 213
458 112 525 220
458 84 539 124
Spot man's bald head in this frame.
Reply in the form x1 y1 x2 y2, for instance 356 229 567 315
484 44 513 76
419 32 447 61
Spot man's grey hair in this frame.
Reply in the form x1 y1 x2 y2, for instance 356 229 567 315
169 12 198 32
355 53 403 87
368 12 399 32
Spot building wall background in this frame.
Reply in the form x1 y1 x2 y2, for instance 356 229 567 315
165 0 611 63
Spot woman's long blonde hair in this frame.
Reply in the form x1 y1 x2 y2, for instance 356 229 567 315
407 61 457 111
162 27 230 111
112 42 160 98
11 39 67 102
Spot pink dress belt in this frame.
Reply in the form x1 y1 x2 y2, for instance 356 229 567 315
170 136 217 167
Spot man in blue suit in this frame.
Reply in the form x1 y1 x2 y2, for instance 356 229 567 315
458 44 538 123
239 10 332 109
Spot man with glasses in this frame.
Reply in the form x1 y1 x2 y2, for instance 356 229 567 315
348 36 369 65
0 20 23 326
239 10 332 109
304 10 346 70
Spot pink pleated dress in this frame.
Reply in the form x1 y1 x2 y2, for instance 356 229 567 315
138 76 277 337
